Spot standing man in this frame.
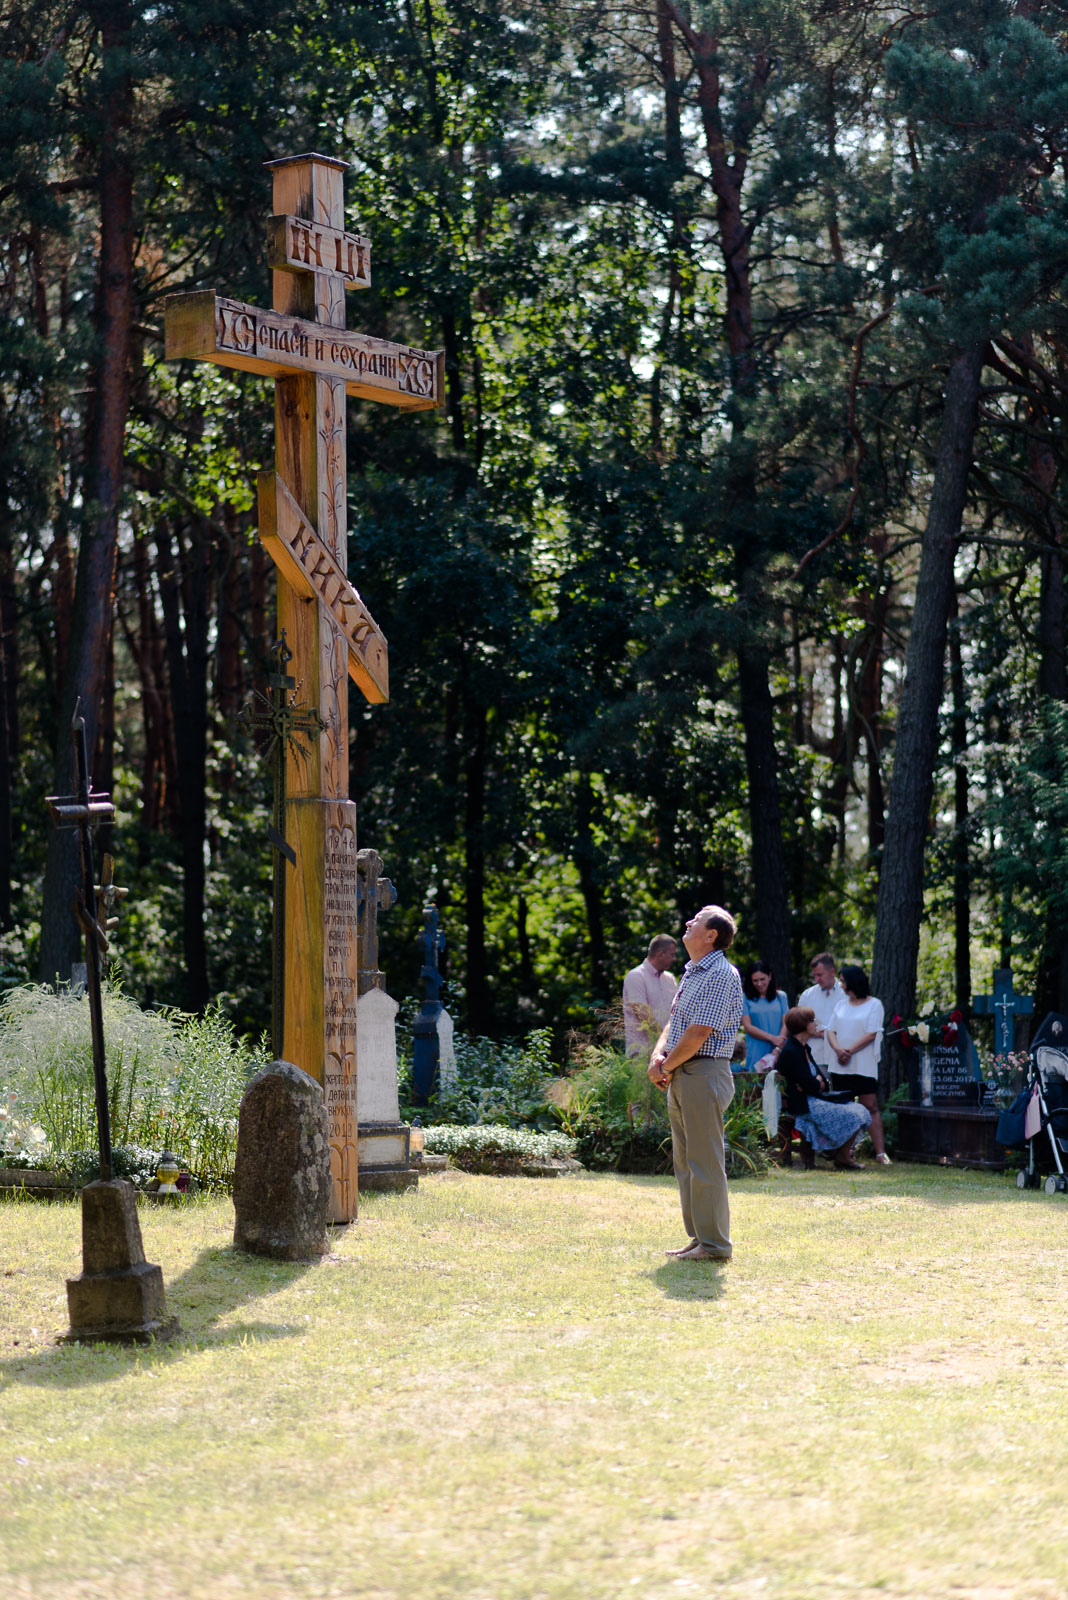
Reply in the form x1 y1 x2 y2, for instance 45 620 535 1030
622 934 678 1057
648 905 744 1263
797 952 842 1077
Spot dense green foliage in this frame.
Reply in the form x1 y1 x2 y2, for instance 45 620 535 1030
4 0 1068 1073
0 983 262 1182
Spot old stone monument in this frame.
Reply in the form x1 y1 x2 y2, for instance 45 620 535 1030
165 154 442 1221
49 709 177 1344
355 848 416 1191
233 1059 332 1259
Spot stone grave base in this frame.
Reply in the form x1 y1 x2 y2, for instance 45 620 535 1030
411 1152 449 1174
894 1103 1006 1170
61 1178 179 1345
0 1168 77 1200
357 1121 418 1192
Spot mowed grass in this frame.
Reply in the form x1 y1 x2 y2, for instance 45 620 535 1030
2 1164 1068 1600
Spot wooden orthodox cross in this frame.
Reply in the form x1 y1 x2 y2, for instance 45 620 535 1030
164 154 442 1222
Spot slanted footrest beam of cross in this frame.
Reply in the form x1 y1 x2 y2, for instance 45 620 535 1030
163 152 442 1222
258 473 387 703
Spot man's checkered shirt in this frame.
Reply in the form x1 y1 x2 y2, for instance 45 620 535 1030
664 949 744 1058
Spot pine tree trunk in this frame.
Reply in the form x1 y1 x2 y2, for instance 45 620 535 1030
126 532 170 845
1038 546 1066 700
464 703 489 1033
948 591 970 1007
575 772 609 1001
737 638 794 996
871 345 985 1081
0 527 15 931
857 585 888 860
155 516 210 1012
38 10 133 984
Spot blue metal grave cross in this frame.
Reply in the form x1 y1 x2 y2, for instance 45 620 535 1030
418 902 445 1007
412 901 446 1103
972 967 1033 1056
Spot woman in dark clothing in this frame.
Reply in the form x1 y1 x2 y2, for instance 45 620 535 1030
778 1006 871 1170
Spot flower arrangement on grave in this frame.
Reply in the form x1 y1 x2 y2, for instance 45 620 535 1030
888 1007 963 1050
0 1090 49 1170
984 1050 1030 1108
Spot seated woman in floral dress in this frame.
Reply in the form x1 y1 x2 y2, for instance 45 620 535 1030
777 1006 871 1170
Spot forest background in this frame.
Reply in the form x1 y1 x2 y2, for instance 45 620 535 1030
4 0 1068 1085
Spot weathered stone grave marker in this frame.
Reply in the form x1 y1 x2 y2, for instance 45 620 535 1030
165 153 442 1221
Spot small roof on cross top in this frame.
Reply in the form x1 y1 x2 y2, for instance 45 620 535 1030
264 152 349 172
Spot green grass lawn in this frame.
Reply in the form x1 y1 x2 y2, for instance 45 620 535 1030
2 1163 1068 1599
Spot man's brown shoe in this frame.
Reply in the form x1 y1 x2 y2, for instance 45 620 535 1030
665 1241 699 1256
677 1244 732 1262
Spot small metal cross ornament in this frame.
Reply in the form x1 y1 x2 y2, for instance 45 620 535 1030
240 633 326 1056
94 854 129 949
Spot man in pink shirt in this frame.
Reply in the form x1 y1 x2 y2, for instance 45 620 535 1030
622 935 678 1057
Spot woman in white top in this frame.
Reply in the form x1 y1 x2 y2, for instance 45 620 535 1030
826 964 890 1164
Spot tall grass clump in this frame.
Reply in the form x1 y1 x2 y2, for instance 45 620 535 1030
0 983 262 1183
554 1042 769 1175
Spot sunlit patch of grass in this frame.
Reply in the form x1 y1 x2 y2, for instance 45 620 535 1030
2 1166 1068 1599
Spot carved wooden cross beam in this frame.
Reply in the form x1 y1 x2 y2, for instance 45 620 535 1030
163 153 443 1223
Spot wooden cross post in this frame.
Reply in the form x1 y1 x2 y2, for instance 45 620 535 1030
164 153 442 1221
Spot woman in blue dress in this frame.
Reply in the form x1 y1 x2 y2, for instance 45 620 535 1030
778 1006 871 1168
740 961 789 1073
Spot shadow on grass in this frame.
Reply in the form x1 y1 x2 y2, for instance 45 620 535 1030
599 1165 1042 1206
0 1243 321 1388
650 1260 730 1301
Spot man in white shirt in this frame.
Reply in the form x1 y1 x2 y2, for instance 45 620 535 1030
797 952 842 1074
622 935 678 1057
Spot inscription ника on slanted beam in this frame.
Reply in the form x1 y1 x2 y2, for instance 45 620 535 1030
164 289 442 410
258 473 388 704
267 214 371 288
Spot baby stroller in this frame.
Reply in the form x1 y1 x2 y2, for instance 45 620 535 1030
997 1020 1068 1195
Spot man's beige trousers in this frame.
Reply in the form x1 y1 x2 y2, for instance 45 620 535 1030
667 1056 735 1256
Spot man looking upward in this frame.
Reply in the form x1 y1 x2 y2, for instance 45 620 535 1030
622 934 678 1057
797 952 842 1077
648 906 744 1263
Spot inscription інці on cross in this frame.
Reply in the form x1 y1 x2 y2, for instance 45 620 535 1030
164 154 442 1222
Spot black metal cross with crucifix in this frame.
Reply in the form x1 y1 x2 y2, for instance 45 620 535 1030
46 706 128 1182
